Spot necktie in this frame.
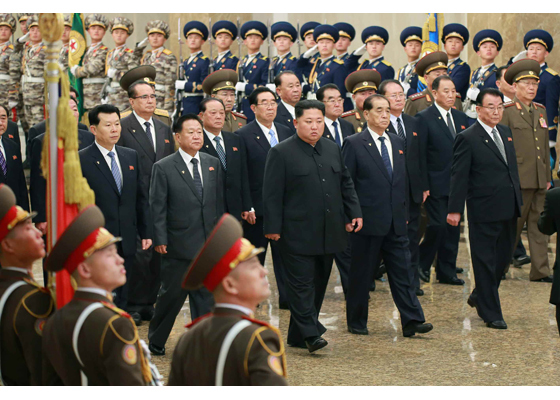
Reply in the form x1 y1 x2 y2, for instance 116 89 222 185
378 137 392 181
144 121 155 150
446 112 456 137
332 120 342 147
214 136 227 171
268 129 278 147
107 151 122 194
396 117 406 154
191 158 203 198
491 128 508 164
0 147 7 176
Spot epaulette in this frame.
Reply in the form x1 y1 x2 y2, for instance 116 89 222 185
409 92 426 101
100 45 107 50
504 101 515 108
259 55 268 60
41 45 46 50
242 316 286 378
288 55 296 60
101 301 130 318
232 111 247 120
185 312 212 328
7 44 13 49
341 110 356 118
200 55 208 60
125 48 133 53
154 108 169 117
120 109 132 118
534 102 546 109
162 49 172 55
228 54 236 59
382 60 392 66
546 68 558 76
459 61 465 65
333 58 344 65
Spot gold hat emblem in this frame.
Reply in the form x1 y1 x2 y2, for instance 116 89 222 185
529 71 534 75
363 81 368 86
144 77 150 82
226 81 232 85
438 62 444 66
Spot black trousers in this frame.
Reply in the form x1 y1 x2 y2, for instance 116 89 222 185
244 218 289 305
280 251 332 345
513 239 527 258
148 257 214 348
408 198 422 289
347 225 425 330
419 195 460 280
334 240 351 295
127 236 161 312
468 218 516 323
114 242 135 310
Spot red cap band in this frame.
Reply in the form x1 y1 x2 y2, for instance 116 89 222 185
203 238 244 292
0 206 19 242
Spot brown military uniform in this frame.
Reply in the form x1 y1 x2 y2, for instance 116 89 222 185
403 88 463 117
9 40 29 132
168 307 287 386
21 42 47 127
0 42 16 107
42 290 149 386
501 97 551 280
224 111 247 133
341 108 366 133
139 47 177 113
106 46 140 111
120 107 171 127
74 43 109 111
0 268 54 386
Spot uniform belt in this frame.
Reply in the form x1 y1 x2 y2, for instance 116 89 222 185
183 92 204 98
155 84 166 91
0 74 10 81
83 77 107 84
21 76 45 83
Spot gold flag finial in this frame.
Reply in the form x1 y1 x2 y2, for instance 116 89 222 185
39 13 64 43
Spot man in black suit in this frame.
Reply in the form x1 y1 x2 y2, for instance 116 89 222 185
263 100 362 352
148 114 224 356
380 79 429 296
448 88 522 329
79 105 151 321
417 75 469 285
5 121 21 149
274 71 302 135
342 94 432 337
116 75 175 322
199 98 252 222
237 87 293 309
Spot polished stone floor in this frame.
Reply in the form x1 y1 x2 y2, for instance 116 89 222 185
34 230 560 385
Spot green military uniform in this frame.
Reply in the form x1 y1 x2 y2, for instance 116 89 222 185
0 14 17 109
9 13 31 132
340 69 382 133
202 69 247 132
341 108 366 133
58 14 72 72
224 111 247 132
403 88 462 117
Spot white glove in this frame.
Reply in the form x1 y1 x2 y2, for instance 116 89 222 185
512 50 528 63
70 65 79 76
17 32 29 44
466 87 480 102
401 82 411 95
303 44 319 59
101 96 109 105
107 68 117 79
266 83 276 92
8 101 17 109
137 37 149 48
235 82 247 92
175 80 186 90
353 44 366 57
550 140 556 148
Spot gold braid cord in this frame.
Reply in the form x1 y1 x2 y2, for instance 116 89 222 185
422 13 444 54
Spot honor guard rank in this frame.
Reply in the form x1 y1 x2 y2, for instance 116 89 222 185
442 23 471 101
297 21 320 97
271 22 301 81
397 26 422 97
212 21 239 71
347 26 394 82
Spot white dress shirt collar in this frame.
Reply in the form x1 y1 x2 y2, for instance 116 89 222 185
477 118 498 135
337 52 348 60
204 129 224 149
447 56 459 65
389 113 406 136
281 100 296 119
434 101 453 120
95 140 116 157
133 110 154 128
369 55 384 62
179 148 200 165
255 118 276 144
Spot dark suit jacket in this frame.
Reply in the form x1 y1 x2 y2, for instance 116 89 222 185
200 130 252 220
0 136 28 211
342 129 408 237
5 121 21 149
237 121 293 216
150 151 224 260
273 101 296 135
386 113 428 204
28 120 88 146
448 121 522 223
116 113 175 187
323 117 355 143
416 105 469 197
263 135 362 255
30 130 95 222
79 143 150 257
538 187 560 305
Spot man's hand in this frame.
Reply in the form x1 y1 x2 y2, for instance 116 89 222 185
235 82 247 92
353 43 366 56
8 101 17 110
241 211 256 225
154 245 167 254
70 65 79 76
35 222 47 235
17 32 29 44
447 212 461 226
265 234 280 241
142 239 152 250
422 190 430 203
303 44 318 59
547 182 552 190
346 218 363 232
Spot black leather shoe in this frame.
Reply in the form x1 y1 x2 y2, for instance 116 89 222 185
438 277 465 285
369 281 376 292
513 255 531 268
467 296 477 308
148 342 165 356
531 275 553 283
348 326 368 335
375 263 387 279
279 302 290 310
129 311 142 326
305 336 328 353
501 273 506 280
486 320 507 329
415 288 424 296
139 307 155 322
456 267 464 274
403 322 433 337
418 268 430 283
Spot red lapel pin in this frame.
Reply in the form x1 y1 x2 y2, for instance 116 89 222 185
12 155 17 160
413 132 418 136
8 134 13 139
209 166 215 171
508 137 513 141
233 147 238 151
129 165 134 170
399 150 404 155
164 139 170 143
461 125 466 129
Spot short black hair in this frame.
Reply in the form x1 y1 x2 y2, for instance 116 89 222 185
377 79 403 96
295 99 325 119
69 86 79 100
128 80 155 99
363 94 390 111
0 104 9 117
476 88 504 106
88 104 120 126
316 83 340 102
432 75 454 92
248 86 277 106
496 66 508 81
174 113 203 134
274 70 298 87
199 97 225 112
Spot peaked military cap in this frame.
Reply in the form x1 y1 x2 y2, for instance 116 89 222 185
504 58 541 85
63 14 72 28
271 21 297 42
524 29 553 52
0 14 16 32
442 23 469 45
84 14 108 31
120 65 157 91
110 17 134 35
202 69 238 95
473 29 503 52
0 184 36 243
212 20 237 39
241 20 267 40
415 51 448 76
17 13 31 23
345 69 381 94
300 21 320 40
26 14 39 30
183 214 264 291
183 21 208 41
313 24 339 43
334 22 355 41
146 20 170 39
362 26 389 45
400 26 422 46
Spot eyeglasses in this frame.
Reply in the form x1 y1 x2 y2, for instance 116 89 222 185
257 101 278 108
480 105 504 113
323 98 344 105
518 80 539 87
387 93 406 100
133 94 157 100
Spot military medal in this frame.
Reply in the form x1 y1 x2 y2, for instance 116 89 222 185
540 117 548 128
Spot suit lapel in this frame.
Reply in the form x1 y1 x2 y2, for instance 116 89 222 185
389 133 402 180
200 154 211 204
91 144 120 195
128 116 156 161
116 147 131 192
173 152 202 203
431 106 455 142
362 131 391 182
497 124 515 166
278 103 295 132
276 124 291 142
476 122 507 166
253 124 271 152
203 133 219 158
153 120 166 161
223 133 234 169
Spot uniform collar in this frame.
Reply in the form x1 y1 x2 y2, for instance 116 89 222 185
2 267 31 275
295 134 322 155
214 303 253 316
369 55 383 62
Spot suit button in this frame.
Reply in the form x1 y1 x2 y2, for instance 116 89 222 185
534 129 537 132
326 193 329 197
318 164 322 167
537 147 540 150
538 156 541 159
326 209 330 213
322 178 325 182
536 137 539 141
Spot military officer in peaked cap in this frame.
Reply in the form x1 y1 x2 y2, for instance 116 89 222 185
236 20 269 122
203 69 247 132
0 184 53 386
333 22 355 111
524 29 560 169
212 20 239 72
346 26 394 82
404 51 462 116
42 205 162 386
297 21 320 98
397 26 422 97
270 22 301 83
341 69 381 132
0 14 17 109
442 23 471 101
168 214 287 386
175 21 209 115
